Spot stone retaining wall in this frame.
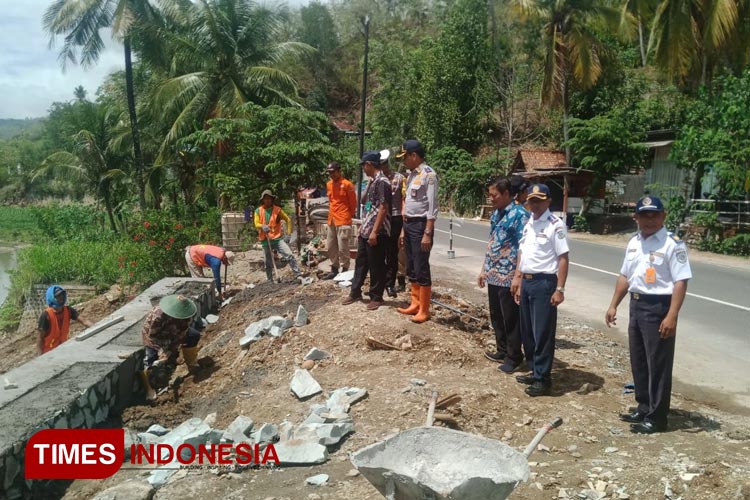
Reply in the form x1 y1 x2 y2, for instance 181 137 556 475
0 278 215 500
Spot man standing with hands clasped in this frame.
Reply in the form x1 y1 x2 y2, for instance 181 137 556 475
511 184 569 397
606 195 692 434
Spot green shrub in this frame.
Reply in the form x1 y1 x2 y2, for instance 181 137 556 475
0 206 42 243
32 204 114 242
719 234 750 256
573 215 590 232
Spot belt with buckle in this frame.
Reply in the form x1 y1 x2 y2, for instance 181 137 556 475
630 292 671 304
405 216 427 222
522 273 556 280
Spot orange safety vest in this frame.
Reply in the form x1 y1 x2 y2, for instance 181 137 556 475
189 245 226 267
43 306 71 353
258 206 283 241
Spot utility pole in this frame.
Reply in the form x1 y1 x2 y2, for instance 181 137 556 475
356 15 370 218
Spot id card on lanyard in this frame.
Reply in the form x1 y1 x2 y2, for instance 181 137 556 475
645 252 656 284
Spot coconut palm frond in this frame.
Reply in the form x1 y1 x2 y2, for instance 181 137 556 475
701 0 738 51
649 0 695 81
568 27 602 90
35 152 87 182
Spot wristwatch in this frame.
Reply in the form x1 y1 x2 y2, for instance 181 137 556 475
556 286 565 293
424 228 433 236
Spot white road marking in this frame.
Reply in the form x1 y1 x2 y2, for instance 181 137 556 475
438 228 750 312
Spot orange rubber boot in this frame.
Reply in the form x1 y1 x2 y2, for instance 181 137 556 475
410 285 431 323
397 283 420 315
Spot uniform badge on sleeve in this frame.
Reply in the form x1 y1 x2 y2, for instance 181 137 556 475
675 250 687 263
556 231 566 239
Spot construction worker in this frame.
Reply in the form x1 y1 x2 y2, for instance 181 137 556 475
185 245 235 301
396 139 438 323
381 148 407 297
254 190 303 281
323 162 357 280
37 285 92 355
139 294 201 402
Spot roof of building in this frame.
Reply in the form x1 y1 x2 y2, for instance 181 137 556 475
514 149 568 172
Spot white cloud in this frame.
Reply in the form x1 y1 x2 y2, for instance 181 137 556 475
0 1 124 118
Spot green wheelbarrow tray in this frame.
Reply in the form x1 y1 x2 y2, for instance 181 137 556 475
351 418 562 500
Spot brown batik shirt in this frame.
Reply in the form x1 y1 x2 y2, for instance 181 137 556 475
141 306 191 358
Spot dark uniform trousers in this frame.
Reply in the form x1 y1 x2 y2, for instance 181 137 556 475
350 234 388 302
404 217 431 286
385 215 403 289
488 284 523 365
628 294 675 427
520 274 558 383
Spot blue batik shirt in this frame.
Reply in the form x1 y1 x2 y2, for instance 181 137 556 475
483 203 530 287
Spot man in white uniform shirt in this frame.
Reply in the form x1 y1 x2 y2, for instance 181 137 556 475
605 195 692 434
511 184 569 397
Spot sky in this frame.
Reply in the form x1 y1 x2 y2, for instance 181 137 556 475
0 0 310 120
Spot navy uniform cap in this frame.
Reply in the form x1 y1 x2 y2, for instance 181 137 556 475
395 139 423 158
360 151 381 164
635 195 664 213
527 183 551 200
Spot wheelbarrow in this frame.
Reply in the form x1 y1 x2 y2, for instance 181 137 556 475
351 417 563 500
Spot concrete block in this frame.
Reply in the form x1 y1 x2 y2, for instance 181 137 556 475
306 473 329 486
274 439 328 465
222 416 254 443
268 325 284 338
137 432 161 446
326 387 368 413
294 305 308 327
290 369 323 400
252 423 278 444
294 422 354 447
146 424 169 436
304 348 329 361
92 479 154 500
159 417 212 461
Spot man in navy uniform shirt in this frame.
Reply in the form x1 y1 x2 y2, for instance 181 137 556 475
606 195 692 434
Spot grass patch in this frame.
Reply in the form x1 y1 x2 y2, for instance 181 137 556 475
0 206 42 243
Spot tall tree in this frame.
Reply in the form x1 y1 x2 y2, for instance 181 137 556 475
43 0 158 210
648 0 738 86
514 0 621 161
145 0 313 161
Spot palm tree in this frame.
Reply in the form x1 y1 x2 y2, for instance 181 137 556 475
43 0 160 210
143 0 313 161
620 0 657 66
35 105 127 231
514 0 622 162
648 0 737 85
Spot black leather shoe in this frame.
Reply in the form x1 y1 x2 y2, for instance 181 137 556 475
322 269 338 280
397 276 406 292
525 381 551 397
630 421 666 434
516 374 535 385
484 351 505 363
386 286 397 298
619 410 646 423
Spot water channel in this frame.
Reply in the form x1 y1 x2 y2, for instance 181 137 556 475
0 247 17 307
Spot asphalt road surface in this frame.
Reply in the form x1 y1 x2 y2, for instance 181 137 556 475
430 216 750 412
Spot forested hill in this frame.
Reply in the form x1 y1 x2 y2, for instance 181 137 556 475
0 118 45 139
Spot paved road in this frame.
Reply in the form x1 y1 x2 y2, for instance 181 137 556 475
431 217 750 411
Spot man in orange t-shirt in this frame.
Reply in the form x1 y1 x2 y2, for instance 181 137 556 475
323 162 357 279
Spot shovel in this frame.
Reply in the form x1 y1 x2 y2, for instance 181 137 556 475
271 248 282 283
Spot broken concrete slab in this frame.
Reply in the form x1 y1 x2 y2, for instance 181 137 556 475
306 473 329 486
146 424 169 436
291 369 323 400
304 348 329 361
319 412 353 424
293 422 354 447
159 417 213 460
252 423 279 444
205 314 219 324
274 439 329 465
137 432 161 446
304 413 327 425
222 415 255 443
92 479 154 500
240 315 294 346
326 387 368 413
295 305 309 327
268 325 284 338
333 270 355 282
278 421 294 442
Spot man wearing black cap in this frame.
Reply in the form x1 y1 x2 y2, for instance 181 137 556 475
343 151 392 310
605 195 692 434
511 183 569 397
381 148 407 297
395 139 439 323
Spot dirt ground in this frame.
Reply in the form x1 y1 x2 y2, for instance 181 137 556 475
50 248 749 500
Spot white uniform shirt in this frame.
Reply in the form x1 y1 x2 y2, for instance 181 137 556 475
518 209 569 274
620 227 692 295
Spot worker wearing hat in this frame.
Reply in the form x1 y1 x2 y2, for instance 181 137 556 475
185 245 235 301
605 195 692 434
511 183 569 397
395 139 438 323
254 189 303 281
323 162 357 280
380 148 407 297
37 285 92 355
139 294 201 401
